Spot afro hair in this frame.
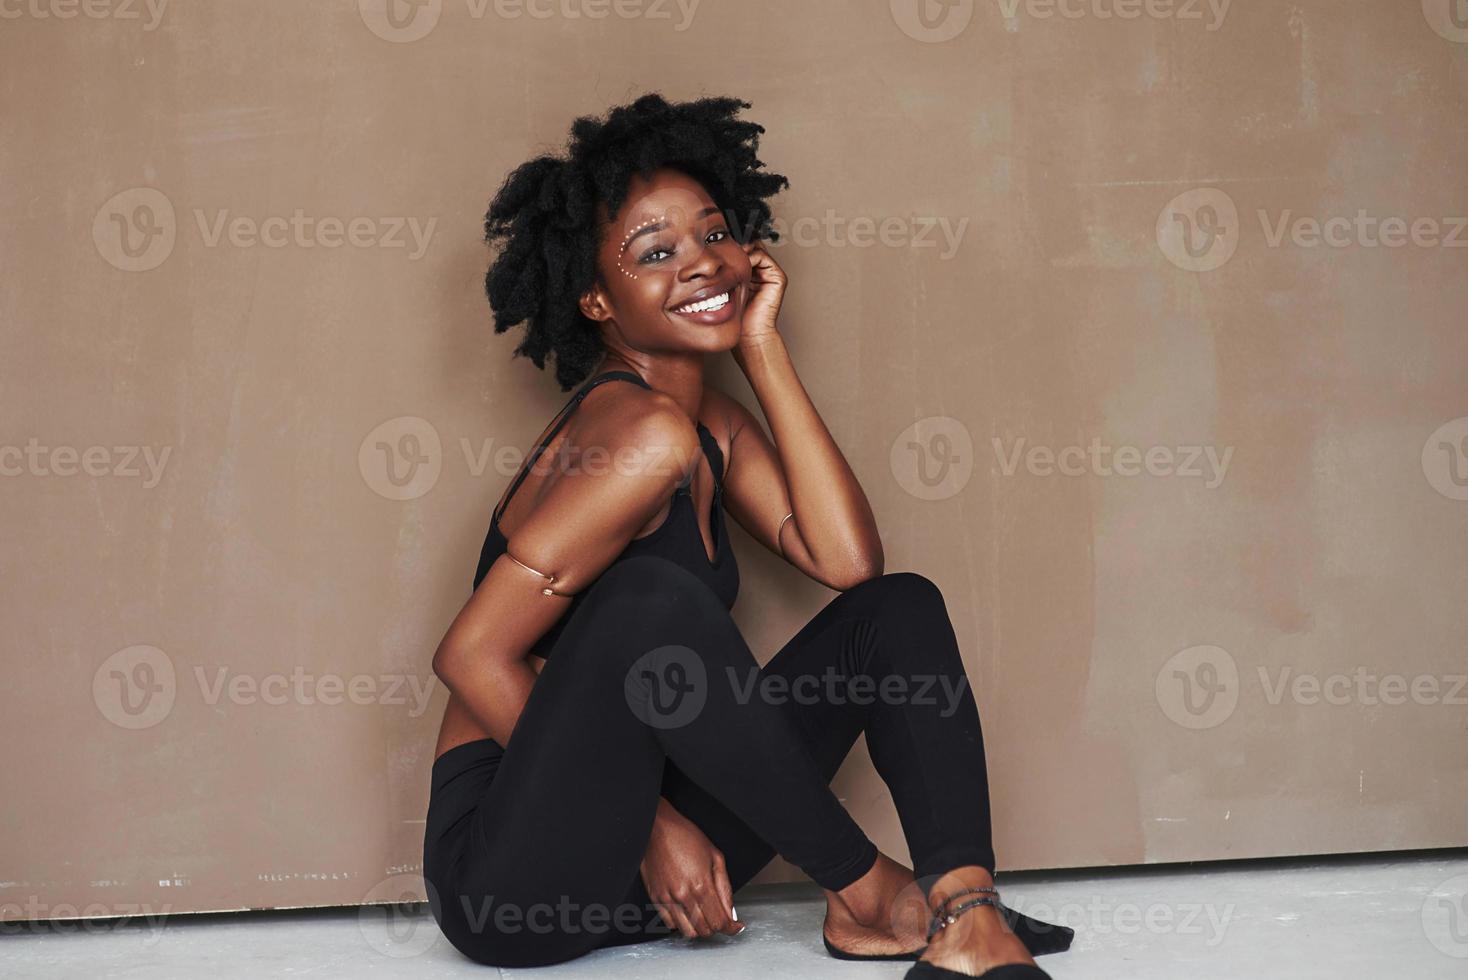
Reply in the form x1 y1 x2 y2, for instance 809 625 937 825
483 92 790 391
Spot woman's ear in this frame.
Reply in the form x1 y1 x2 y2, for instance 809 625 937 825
579 283 610 323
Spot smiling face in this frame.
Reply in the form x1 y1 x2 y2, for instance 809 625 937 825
580 167 752 356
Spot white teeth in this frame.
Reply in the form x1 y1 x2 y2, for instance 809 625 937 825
675 291 730 314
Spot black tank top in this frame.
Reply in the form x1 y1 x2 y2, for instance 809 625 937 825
472 370 740 659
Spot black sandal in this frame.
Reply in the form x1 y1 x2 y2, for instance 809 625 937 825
899 886 1056 980
997 900 1074 956
822 886 1074 962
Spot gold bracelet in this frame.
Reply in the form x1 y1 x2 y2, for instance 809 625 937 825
503 549 576 598
776 511 795 557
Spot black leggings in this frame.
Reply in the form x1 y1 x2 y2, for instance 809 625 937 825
423 555 996 968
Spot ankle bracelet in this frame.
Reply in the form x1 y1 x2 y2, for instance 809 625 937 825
926 885 999 942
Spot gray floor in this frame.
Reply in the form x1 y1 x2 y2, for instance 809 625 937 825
7 850 1467 978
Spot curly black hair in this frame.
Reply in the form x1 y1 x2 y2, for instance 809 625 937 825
483 92 790 391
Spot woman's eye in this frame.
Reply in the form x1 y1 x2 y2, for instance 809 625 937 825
639 228 729 263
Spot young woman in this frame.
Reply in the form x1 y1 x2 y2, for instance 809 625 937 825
424 93 1073 980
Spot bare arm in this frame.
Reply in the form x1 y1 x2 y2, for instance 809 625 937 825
431 397 702 747
431 388 742 941
719 334 884 590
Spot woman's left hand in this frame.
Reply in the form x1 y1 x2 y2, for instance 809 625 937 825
639 802 744 939
738 239 786 348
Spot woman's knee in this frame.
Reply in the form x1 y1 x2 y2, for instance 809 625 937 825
587 553 712 602
842 572 965 671
581 555 733 633
449 926 598 969
551 555 738 671
439 893 607 968
844 570 948 623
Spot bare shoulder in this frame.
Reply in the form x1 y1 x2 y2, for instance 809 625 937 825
576 379 702 485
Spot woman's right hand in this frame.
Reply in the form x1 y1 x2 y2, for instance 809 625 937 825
639 799 745 939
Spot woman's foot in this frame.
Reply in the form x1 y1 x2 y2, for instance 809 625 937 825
916 867 1036 976
822 852 930 956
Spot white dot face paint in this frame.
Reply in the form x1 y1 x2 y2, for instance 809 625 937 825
615 203 698 283
616 216 660 280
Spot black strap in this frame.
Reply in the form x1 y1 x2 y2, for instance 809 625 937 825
492 370 726 525
491 370 653 526
695 422 724 488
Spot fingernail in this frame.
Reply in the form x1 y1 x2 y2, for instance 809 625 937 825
731 906 739 921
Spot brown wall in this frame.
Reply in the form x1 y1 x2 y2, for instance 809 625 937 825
3 0 1465 921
